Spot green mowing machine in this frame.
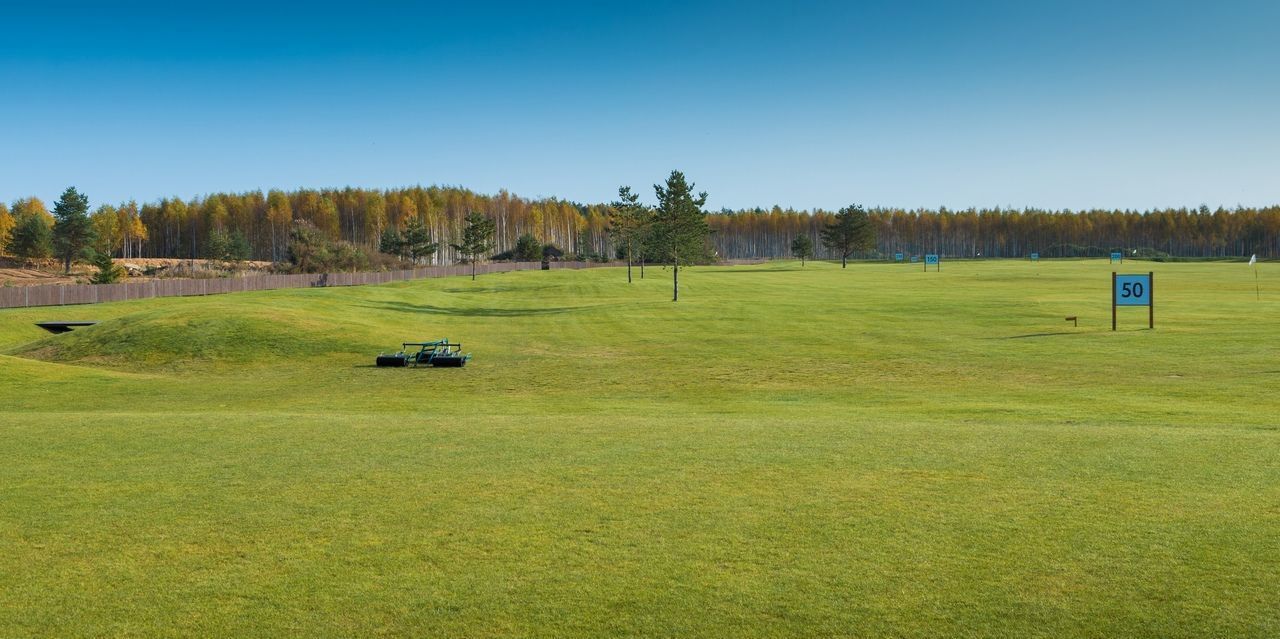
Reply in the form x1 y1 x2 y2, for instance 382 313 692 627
375 339 471 368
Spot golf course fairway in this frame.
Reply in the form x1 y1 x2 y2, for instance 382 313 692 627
1 260 1276 637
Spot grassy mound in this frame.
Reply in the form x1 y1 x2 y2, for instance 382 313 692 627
10 302 372 367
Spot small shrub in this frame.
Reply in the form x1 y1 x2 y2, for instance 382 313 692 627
88 251 125 284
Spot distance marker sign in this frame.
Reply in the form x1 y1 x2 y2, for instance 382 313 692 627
894 252 904 261
924 254 940 272
1112 272 1153 330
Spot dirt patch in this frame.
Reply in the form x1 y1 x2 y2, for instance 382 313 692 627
0 256 274 287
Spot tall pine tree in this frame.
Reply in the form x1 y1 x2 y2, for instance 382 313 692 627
609 185 650 283
821 204 874 268
451 212 496 280
52 187 95 273
652 170 709 301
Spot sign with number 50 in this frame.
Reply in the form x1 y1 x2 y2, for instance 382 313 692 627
1112 272 1153 330
1115 274 1150 306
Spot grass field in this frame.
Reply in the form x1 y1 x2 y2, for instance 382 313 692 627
1 259 1277 637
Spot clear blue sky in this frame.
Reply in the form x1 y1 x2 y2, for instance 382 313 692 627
2 0 1277 211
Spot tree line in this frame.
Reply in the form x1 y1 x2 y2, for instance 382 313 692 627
4 186 1277 270
711 205 1280 260
0 186 612 267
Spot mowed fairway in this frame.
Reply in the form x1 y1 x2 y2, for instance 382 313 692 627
1 260 1277 638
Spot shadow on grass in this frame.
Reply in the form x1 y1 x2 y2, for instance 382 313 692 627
440 285 557 294
993 331 1085 339
361 301 619 317
696 267 801 274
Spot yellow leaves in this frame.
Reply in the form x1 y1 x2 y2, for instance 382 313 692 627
0 204 14 249
11 197 53 226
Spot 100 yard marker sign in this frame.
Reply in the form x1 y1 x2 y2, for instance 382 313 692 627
1112 271 1153 330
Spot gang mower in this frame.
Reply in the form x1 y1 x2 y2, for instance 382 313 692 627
375 339 471 368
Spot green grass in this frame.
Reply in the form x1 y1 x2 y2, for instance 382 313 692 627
1 260 1277 637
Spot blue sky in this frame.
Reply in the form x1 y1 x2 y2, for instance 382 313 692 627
2 1 1277 210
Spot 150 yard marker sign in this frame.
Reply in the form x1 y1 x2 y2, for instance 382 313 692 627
1112 271 1153 331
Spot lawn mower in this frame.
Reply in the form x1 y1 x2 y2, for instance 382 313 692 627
375 339 471 368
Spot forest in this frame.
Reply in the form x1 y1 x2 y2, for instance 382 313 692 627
2 186 1277 265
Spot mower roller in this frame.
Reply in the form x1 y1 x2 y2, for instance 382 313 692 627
376 339 471 368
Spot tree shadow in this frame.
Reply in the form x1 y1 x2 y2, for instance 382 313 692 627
440 285 557 294
991 331 1083 339
360 301 615 317
696 267 798 274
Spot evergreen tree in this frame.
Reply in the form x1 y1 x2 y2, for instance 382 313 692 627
52 186 95 273
791 234 814 266
287 220 328 273
88 250 124 284
403 217 438 263
206 229 250 263
205 229 234 262
451 212 496 280
514 233 543 261
379 226 405 259
227 230 252 263
652 170 709 301
821 204 874 268
9 212 53 259
609 185 650 283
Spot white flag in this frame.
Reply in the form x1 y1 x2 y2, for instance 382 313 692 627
1249 254 1257 266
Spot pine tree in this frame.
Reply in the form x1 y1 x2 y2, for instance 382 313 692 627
403 217 438 264
379 226 405 259
821 204 874 268
609 186 650 283
791 234 814 266
652 170 709 301
451 212 496 280
88 250 124 284
510 233 539 261
9 212 53 260
227 230 252 263
52 187 95 273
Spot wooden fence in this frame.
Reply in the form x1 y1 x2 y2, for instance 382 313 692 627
0 259 766 309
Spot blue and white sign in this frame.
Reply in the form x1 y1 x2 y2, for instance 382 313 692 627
910 255 919 263
1110 251 1123 263
925 254 940 265
1114 274 1151 306
1029 252 1039 261
894 252 904 261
